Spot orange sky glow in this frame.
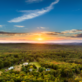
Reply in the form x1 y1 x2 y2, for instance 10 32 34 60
0 30 82 43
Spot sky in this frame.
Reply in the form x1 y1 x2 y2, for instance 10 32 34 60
0 0 82 43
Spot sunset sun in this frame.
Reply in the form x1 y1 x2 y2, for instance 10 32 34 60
38 38 43 41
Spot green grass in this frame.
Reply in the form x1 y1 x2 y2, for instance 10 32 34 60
29 62 41 68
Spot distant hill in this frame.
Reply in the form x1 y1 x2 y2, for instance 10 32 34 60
0 42 82 45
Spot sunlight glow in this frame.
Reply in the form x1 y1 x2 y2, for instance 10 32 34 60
38 38 43 41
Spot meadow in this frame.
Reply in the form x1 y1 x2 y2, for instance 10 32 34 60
0 43 82 82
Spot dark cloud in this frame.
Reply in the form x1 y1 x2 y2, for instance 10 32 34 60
76 34 82 37
42 29 82 36
42 32 63 35
0 31 27 36
68 33 82 38
1 29 82 37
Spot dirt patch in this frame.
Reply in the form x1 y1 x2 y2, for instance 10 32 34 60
14 64 22 72
51 61 65 65
0 71 3 76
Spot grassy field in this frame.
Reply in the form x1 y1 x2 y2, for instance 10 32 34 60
29 62 41 68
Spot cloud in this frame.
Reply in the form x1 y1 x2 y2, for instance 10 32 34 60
41 29 82 36
42 31 63 35
37 27 45 29
8 0 59 23
40 29 82 36
26 0 43 3
0 25 3 28
2 29 82 37
75 34 82 37
62 29 82 34
14 25 25 28
0 31 27 36
61 29 82 38
70 34 82 38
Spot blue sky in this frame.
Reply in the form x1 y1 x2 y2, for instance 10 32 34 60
0 0 82 42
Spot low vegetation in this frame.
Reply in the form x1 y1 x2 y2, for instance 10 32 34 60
0 43 82 82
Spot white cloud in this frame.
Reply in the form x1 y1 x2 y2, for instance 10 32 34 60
0 25 3 28
62 29 82 34
26 0 43 3
41 27 45 29
14 25 25 28
8 0 59 23
37 27 45 29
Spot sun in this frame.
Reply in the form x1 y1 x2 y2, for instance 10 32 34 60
38 38 43 41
